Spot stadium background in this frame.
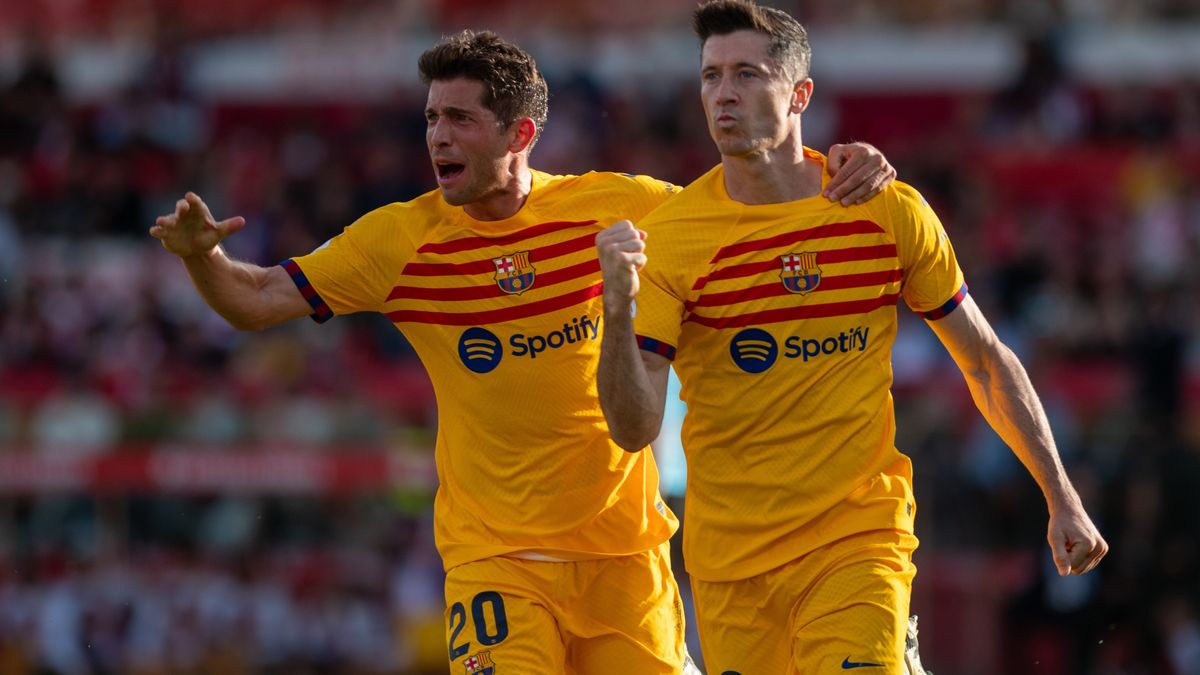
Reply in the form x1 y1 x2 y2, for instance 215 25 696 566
1 0 1199 673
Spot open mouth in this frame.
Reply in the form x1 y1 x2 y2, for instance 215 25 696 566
436 162 465 182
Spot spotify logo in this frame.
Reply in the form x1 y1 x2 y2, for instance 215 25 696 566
458 327 503 374
729 328 778 374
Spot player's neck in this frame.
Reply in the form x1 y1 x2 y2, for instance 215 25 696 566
721 136 821 205
463 161 534 221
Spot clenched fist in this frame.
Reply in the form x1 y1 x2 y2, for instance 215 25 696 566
1048 499 1109 576
595 219 647 305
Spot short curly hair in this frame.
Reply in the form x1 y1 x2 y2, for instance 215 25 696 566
418 30 549 149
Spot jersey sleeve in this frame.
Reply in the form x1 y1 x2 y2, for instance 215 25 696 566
886 182 968 320
282 207 412 322
632 224 688 360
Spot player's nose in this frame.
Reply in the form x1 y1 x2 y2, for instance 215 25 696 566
427 119 452 146
714 77 738 105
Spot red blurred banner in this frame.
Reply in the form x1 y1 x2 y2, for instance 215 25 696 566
0 447 435 494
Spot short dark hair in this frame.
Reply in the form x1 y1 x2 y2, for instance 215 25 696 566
693 0 811 82
418 30 549 148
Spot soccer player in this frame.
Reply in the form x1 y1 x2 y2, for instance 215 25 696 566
594 2 1109 673
150 30 896 674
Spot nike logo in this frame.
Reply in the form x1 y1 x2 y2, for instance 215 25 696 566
842 657 884 669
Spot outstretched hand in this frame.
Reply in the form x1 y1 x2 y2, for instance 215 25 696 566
824 142 897 205
596 219 647 304
150 192 246 258
1048 502 1108 576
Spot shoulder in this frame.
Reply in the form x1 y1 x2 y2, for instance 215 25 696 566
640 165 728 231
875 179 933 216
609 172 681 200
527 169 679 221
373 188 448 220
542 170 678 200
326 190 448 260
849 179 937 236
641 167 732 275
352 189 447 232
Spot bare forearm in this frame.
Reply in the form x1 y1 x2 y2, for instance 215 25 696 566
181 247 301 331
931 297 1106 573
597 300 663 451
964 344 1080 508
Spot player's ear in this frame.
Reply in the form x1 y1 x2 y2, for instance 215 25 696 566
509 118 537 153
790 78 813 114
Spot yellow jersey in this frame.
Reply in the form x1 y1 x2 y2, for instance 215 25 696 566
633 151 966 581
286 170 680 570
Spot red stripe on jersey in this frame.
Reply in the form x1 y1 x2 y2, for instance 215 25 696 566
387 259 600 302
686 293 901 329
386 282 604 325
402 232 597 276
693 244 898 291
416 220 598 255
709 220 885 264
686 269 902 311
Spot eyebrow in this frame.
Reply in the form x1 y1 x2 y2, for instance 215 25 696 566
702 60 766 71
425 105 476 117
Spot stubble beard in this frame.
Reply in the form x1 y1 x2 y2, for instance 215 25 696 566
440 173 481 207
714 132 766 159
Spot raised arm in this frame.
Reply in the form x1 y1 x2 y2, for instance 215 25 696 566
926 296 1108 576
595 220 672 452
824 142 897 205
150 192 311 331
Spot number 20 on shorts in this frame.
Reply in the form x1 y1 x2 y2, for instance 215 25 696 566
448 590 509 660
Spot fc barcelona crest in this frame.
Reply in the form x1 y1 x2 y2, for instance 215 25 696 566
780 251 821 294
493 251 536 295
463 651 495 674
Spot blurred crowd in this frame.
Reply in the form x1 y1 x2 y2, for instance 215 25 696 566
2 1 1200 673
1 0 1199 42
0 496 447 675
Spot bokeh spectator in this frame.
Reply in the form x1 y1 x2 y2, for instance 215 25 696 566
2 2 1199 673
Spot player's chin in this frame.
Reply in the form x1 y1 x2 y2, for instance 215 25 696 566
439 186 471 206
712 136 753 157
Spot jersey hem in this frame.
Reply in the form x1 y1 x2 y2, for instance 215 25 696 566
441 536 675 573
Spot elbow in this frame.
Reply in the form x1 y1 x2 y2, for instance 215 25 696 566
967 341 1015 387
224 313 271 332
597 376 665 452
612 432 655 453
608 417 663 453
962 362 990 389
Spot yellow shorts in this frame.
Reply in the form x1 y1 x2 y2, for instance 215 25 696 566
444 541 686 674
692 530 917 675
